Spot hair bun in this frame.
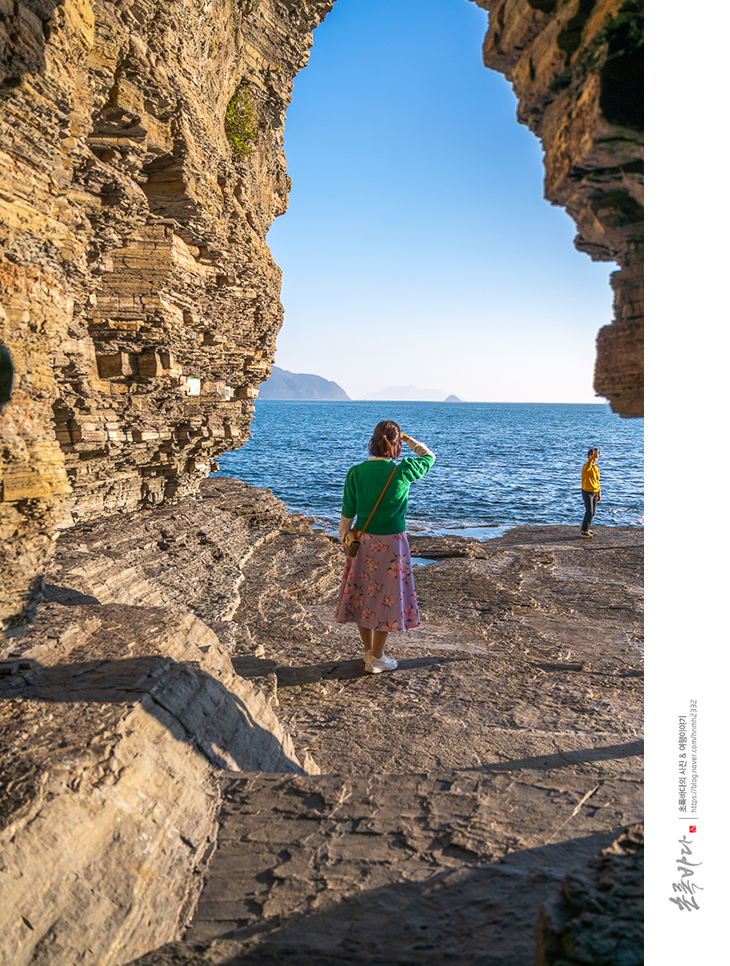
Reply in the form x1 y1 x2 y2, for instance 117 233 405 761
368 420 402 459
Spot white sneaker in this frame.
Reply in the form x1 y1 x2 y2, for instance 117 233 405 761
368 654 398 674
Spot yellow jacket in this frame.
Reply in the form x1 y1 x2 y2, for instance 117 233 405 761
581 461 600 492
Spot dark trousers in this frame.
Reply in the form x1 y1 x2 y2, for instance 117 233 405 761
581 490 599 532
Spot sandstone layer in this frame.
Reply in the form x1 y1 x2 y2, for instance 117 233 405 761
0 0 334 636
1 479 643 965
1 0 643 636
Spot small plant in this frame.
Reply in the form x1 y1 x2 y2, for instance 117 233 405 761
225 87 259 160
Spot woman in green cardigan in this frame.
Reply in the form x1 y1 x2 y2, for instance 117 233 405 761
335 419 435 674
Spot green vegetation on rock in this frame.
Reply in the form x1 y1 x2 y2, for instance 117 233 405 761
225 87 259 160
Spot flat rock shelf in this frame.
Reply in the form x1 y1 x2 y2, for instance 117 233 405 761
0 478 643 966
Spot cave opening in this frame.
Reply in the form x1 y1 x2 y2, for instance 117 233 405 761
267 0 620 405
0 345 12 409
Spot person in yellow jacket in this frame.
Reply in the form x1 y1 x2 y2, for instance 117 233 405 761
580 448 601 537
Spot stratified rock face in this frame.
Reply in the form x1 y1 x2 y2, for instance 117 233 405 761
477 0 643 416
0 0 333 635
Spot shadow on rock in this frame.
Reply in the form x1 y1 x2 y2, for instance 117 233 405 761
276 654 467 687
43 583 103 606
127 828 643 966
0 652 304 775
472 739 645 773
0 600 308 779
0 1 63 83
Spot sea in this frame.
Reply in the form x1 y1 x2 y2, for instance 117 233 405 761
214 401 644 540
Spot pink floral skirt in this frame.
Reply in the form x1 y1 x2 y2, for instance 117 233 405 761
335 532 420 632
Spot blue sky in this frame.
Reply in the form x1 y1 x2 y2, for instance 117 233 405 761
266 0 617 402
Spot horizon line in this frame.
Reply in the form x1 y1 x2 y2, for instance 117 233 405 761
255 398 615 406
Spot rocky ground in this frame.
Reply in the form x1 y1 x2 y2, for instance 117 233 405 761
0 478 643 966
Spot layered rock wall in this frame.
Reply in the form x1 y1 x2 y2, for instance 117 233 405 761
0 0 333 635
477 0 643 416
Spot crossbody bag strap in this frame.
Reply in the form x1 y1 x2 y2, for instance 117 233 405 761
358 464 398 536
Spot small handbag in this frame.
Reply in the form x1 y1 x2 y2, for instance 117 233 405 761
343 464 397 558
342 528 362 557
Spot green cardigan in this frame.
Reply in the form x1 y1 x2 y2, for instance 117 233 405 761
341 454 435 535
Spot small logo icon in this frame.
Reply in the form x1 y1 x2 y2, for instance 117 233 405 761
689 825 697 833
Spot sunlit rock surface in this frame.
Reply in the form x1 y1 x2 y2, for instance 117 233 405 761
0 480 320 966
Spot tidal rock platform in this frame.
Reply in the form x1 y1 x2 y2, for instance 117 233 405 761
0 478 643 965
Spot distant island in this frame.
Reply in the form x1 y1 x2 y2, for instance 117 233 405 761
257 370 462 403
362 385 460 402
257 366 350 401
